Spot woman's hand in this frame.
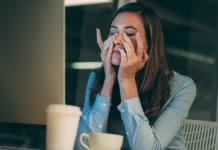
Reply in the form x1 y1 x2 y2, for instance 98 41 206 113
96 28 117 81
118 32 149 84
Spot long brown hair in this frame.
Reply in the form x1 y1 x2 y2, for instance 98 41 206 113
89 3 174 124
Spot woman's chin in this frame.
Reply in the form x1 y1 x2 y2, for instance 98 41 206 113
112 58 121 66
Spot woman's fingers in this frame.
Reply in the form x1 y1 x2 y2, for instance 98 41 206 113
119 48 127 66
136 32 144 58
105 41 114 62
96 28 104 49
101 41 112 59
96 28 117 51
122 40 133 63
98 29 116 60
122 33 136 63
122 33 134 50
104 32 117 46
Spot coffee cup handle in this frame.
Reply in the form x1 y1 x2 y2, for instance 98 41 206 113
79 133 91 150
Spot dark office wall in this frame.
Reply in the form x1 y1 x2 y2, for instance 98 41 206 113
138 0 218 121
65 6 85 106
65 3 113 108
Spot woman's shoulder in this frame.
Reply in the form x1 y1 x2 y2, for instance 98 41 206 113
86 71 97 88
166 71 197 105
169 71 195 89
158 71 197 114
89 71 97 79
89 68 101 78
87 69 101 86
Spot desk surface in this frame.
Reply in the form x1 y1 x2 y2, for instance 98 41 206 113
0 146 77 150
0 146 39 150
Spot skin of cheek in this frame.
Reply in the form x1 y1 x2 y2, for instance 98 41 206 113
131 36 148 57
130 38 137 52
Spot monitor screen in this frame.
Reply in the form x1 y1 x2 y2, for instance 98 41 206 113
0 0 65 125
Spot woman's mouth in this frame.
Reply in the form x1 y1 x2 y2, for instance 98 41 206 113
113 49 120 55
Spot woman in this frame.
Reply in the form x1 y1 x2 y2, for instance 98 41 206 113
76 3 196 150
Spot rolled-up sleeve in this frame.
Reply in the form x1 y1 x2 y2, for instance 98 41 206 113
117 77 196 150
75 72 112 150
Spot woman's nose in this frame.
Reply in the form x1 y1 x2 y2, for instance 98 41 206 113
114 33 123 45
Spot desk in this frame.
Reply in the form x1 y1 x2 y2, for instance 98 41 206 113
0 146 77 150
0 146 39 150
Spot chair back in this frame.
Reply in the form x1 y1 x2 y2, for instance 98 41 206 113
184 119 218 150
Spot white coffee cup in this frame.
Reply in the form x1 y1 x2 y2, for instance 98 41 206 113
79 132 123 150
46 104 82 150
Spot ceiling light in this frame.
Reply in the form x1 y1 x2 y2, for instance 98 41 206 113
65 0 113 7
67 62 102 69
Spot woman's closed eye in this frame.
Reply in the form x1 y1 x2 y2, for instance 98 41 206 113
110 32 117 35
126 33 134 36
110 32 134 36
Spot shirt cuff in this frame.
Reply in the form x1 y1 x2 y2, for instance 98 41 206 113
117 97 145 116
91 94 112 114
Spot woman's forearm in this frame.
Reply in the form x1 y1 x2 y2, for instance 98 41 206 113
76 72 113 150
99 79 116 96
118 80 139 102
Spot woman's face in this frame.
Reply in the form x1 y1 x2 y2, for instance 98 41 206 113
110 12 148 66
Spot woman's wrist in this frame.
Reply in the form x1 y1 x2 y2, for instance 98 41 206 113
99 79 116 97
118 79 138 102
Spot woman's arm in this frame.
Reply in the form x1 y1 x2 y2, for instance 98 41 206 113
118 80 139 102
75 72 114 150
117 77 196 150
76 28 117 149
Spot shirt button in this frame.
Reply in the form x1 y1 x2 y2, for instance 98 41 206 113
121 109 125 112
126 132 129 135
99 125 102 128
102 103 106 106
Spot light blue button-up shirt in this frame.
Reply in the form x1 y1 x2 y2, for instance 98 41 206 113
75 71 197 150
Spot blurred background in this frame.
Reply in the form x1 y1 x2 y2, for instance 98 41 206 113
0 0 218 149
65 0 218 121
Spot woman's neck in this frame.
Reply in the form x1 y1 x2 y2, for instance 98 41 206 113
113 65 119 73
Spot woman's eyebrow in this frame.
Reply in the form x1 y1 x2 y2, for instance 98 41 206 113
110 25 137 30
110 25 117 29
125 26 137 30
